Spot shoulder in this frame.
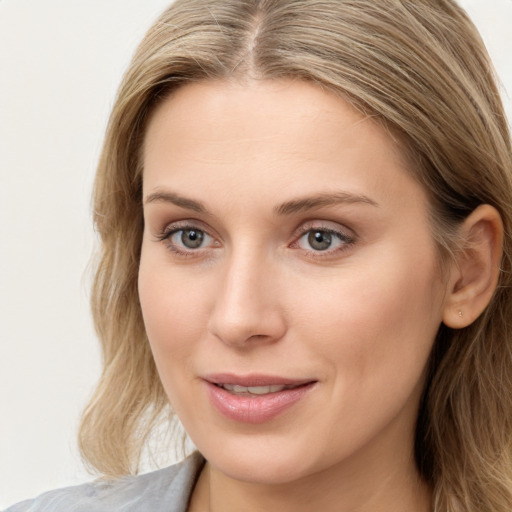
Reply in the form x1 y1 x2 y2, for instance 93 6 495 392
3 452 205 512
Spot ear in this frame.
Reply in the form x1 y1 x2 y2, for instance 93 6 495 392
443 204 503 329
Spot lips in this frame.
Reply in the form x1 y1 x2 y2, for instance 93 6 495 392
218 383 302 395
204 374 316 423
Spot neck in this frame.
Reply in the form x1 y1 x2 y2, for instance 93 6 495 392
190 442 432 512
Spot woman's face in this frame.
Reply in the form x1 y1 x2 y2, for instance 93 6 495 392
139 79 448 485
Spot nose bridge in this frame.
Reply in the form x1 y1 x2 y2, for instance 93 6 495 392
207 242 285 347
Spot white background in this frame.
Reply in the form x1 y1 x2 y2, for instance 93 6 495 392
0 0 511 508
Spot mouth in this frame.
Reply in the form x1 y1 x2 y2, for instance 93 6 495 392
205 373 316 394
204 374 317 423
214 382 308 396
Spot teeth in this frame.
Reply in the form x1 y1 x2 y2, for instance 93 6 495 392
248 385 272 395
220 384 294 395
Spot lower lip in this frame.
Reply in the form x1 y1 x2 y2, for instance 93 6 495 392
205 382 315 424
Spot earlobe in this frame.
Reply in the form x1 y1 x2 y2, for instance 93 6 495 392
443 204 503 329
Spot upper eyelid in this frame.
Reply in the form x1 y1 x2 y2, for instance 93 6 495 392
292 228 354 247
292 219 355 238
155 218 355 246
158 219 215 237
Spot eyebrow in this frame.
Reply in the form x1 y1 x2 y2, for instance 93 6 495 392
143 190 378 215
144 191 210 214
274 192 379 216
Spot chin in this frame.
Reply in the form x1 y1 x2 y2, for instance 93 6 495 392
196 433 326 485
214 455 313 485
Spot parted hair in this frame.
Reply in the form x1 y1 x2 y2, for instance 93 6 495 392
79 1 512 510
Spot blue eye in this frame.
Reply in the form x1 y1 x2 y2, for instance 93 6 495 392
174 228 206 249
157 224 217 256
307 230 333 251
296 228 353 253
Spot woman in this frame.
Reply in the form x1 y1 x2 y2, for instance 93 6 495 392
6 0 512 511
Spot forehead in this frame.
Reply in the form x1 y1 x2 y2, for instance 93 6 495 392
142 79 425 215
144 79 395 152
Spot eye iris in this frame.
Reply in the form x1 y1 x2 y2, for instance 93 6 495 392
308 230 332 251
181 229 204 249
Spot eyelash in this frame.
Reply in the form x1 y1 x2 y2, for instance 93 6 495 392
155 221 356 259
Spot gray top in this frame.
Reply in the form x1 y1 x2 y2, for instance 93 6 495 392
3 452 205 512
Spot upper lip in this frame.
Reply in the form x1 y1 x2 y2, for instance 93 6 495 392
203 373 316 387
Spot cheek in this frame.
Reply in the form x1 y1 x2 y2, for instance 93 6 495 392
138 252 209 376
138 260 214 421
292 244 443 402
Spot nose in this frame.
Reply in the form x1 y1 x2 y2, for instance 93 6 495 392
207 247 287 348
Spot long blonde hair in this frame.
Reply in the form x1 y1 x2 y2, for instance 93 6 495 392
80 1 512 509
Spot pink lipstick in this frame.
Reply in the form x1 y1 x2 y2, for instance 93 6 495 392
204 374 316 424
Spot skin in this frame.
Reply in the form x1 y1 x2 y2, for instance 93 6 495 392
138 79 448 511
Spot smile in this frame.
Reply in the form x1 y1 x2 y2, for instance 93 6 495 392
217 383 303 395
204 375 316 423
